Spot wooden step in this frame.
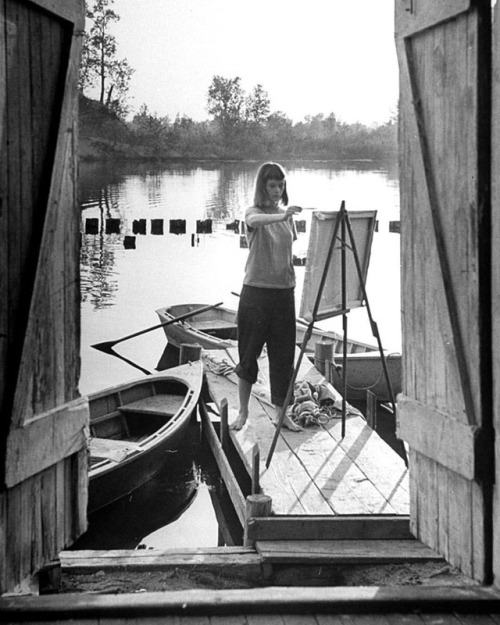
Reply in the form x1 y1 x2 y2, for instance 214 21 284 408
255 539 444 564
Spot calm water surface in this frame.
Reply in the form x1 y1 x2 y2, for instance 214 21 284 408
80 159 401 395
78 159 401 548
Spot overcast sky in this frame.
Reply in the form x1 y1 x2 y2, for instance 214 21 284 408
107 0 399 125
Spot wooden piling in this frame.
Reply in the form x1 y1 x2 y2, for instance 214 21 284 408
244 494 272 548
220 398 229 453
314 339 334 377
251 445 260 495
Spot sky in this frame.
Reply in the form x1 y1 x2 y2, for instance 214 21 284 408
105 0 399 126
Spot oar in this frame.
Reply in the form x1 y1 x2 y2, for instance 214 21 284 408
91 302 224 355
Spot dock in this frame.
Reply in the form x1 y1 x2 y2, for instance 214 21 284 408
200 345 419 565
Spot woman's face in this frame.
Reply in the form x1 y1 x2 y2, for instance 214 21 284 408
265 178 285 205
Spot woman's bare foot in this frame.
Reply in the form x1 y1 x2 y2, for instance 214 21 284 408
229 413 248 430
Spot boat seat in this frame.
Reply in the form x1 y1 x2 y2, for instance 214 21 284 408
118 394 185 417
89 437 141 463
191 319 237 332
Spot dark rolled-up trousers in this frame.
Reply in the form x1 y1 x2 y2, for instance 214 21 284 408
233 284 296 407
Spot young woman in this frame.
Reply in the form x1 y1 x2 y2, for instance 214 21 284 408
231 162 302 432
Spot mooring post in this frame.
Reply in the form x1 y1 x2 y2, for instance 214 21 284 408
251 444 260 495
179 342 202 365
314 338 334 377
220 398 229 453
243 493 272 548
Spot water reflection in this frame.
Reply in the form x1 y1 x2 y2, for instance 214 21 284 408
72 424 232 550
80 159 400 312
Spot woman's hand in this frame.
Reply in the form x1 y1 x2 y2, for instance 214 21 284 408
284 205 302 220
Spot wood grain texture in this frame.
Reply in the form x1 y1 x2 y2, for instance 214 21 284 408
0 0 86 595
396 1 491 583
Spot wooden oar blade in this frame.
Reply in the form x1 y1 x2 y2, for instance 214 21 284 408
91 340 116 354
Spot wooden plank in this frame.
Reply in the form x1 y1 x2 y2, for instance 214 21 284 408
29 0 85 26
245 515 412 542
397 395 478 479
397 0 471 38
60 548 261 573
492 0 500 588
283 419 400 515
319 414 409 515
198 399 246 526
255 539 444 565
5 397 89 487
1 586 500 618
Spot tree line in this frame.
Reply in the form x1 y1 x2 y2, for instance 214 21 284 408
79 0 397 162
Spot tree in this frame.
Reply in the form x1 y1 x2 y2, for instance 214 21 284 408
207 75 245 134
246 84 271 125
80 0 134 117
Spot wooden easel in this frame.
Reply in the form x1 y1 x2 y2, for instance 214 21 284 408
266 201 396 468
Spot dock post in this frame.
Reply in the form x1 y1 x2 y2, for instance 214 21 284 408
251 444 260 495
220 398 229 453
243 493 272 548
314 339 334 377
179 343 202 364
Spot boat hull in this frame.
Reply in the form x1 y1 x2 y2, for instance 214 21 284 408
88 361 203 513
330 351 402 403
156 304 237 350
156 303 377 355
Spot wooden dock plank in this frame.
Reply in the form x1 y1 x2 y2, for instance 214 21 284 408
280 422 400 515
320 416 409 515
203 347 409 518
204 365 333 515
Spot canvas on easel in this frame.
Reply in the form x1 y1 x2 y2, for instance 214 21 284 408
299 210 377 322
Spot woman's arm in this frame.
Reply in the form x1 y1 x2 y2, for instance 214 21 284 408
246 205 302 228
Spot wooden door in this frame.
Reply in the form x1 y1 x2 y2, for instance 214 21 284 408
395 0 493 582
0 0 87 594
492 0 500 587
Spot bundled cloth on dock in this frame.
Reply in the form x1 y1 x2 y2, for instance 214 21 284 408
202 353 235 377
290 379 356 427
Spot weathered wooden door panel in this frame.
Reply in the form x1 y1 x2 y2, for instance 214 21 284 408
396 0 492 582
0 0 87 594
492 0 500 587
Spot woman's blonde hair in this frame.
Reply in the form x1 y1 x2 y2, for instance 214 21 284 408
253 162 289 207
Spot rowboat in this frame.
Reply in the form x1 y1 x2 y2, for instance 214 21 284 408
330 351 402 403
88 360 203 513
155 303 238 350
155 303 377 355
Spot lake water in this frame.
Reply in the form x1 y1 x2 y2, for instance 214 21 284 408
78 159 401 548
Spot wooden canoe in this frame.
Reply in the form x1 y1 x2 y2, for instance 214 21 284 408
155 303 377 355
88 360 203 513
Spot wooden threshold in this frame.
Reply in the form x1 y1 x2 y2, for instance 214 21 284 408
255 539 445 565
59 547 262 579
1 585 499 618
